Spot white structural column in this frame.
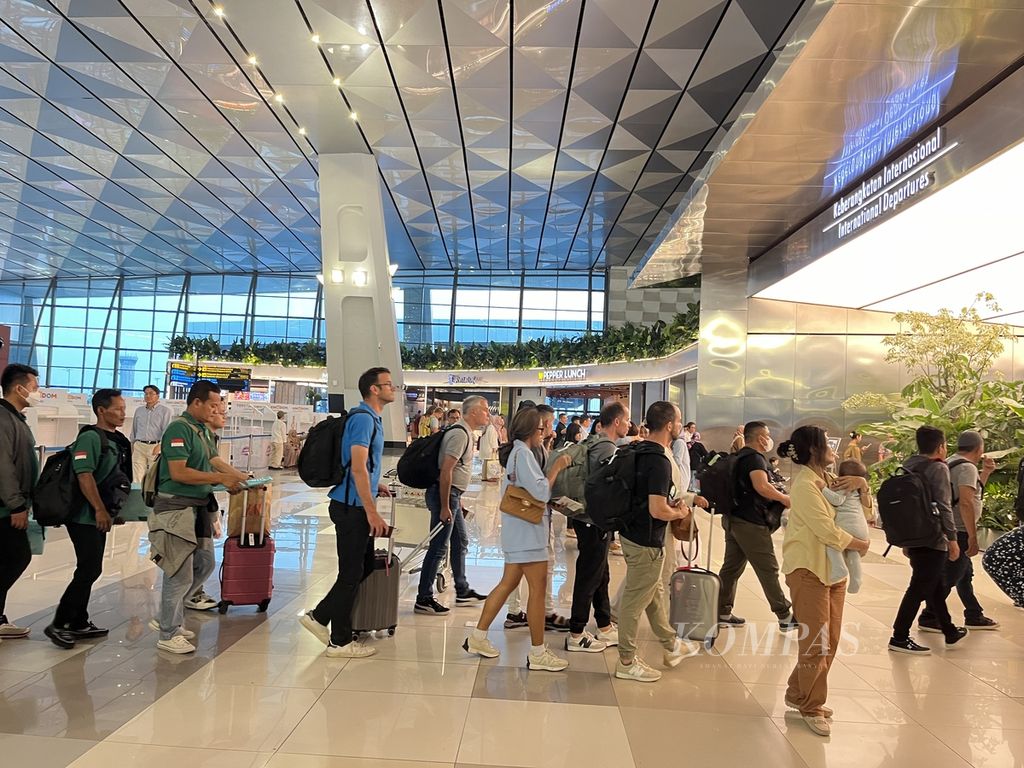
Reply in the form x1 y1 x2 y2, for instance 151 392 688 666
319 154 405 445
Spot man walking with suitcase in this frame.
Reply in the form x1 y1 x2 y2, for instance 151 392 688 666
300 367 395 658
415 394 490 615
150 381 247 654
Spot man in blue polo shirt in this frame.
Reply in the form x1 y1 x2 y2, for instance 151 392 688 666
300 367 395 658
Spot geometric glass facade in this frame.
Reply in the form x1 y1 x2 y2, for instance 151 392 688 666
0 270 605 396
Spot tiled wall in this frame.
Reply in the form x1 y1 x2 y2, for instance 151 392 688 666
604 267 699 327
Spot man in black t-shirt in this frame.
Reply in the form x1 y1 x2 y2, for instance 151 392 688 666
718 421 796 631
615 402 692 684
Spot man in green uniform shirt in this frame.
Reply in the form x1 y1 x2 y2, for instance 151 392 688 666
45 388 132 649
152 380 246 654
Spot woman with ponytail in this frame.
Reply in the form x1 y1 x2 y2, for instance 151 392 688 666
778 426 870 737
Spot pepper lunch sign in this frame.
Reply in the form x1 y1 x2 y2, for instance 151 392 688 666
539 368 587 382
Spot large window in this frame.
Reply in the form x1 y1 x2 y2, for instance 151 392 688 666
1 268 606 395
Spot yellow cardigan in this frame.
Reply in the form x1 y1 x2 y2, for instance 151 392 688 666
782 466 855 585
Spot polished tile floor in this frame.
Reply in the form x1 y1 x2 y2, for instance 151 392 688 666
2 465 1024 768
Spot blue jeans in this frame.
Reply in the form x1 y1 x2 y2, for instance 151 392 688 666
418 484 469 601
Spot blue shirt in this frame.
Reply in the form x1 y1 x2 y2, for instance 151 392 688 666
328 403 384 507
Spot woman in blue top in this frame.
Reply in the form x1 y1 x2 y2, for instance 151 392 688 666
463 407 572 671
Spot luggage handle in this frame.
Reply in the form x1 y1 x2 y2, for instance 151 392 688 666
399 522 447 574
239 486 270 548
678 504 715 572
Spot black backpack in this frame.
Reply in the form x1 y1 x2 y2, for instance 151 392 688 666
696 451 739 516
297 411 376 488
397 423 469 489
688 440 709 470
877 466 943 548
584 441 668 532
34 426 129 527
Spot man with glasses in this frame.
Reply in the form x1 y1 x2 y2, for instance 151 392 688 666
717 421 797 632
300 367 395 658
131 385 172 484
415 395 490 614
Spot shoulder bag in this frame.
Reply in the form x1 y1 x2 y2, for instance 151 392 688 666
499 450 546 524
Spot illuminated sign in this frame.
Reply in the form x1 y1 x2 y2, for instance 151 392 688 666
825 127 953 241
170 362 252 392
539 368 587 382
448 374 483 385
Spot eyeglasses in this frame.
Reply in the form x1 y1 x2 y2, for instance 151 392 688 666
376 381 403 390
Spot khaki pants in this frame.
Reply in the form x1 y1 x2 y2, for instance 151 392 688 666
785 568 846 717
270 441 285 468
132 442 159 484
718 516 792 619
618 537 677 662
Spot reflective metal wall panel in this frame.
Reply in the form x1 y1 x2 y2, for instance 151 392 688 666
747 298 796 334
793 334 846 401
744 335 795 400
846 334 899 396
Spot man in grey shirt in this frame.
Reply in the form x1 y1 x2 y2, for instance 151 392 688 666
131 384 173 483
919 430 999 631
415 395 491 614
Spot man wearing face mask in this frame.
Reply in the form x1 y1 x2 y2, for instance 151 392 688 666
717 421 798 632
0 365 41 641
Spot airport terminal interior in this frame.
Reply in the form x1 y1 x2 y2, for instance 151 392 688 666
2 1 1024 767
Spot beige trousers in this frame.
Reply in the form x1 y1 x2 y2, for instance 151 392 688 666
132 442 159 484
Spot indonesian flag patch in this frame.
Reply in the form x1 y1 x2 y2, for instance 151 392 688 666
169 439 185 448
73 452 88 461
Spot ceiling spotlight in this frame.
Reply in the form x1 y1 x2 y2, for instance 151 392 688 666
247 55 257 65
212 6 224 17
311 33 321 44
352 269 368 287
357 25 366 35
332 77 341 86
330 266 345 284
341 44 351 52
361 43 370 51
274 93 284 103
349 112 358 120
298 127 306 135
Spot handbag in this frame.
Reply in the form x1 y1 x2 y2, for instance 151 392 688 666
499 452 546 524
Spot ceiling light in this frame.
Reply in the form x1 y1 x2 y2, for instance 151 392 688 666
349 112 358 121
327 47 334 54
274 93 284 103
330 266 345 284
311 33 321 44
357 25 366 35
212 6 224 17
352 269 368 287
298 127 306 135
388 264 398 277
341 44 351 52
247 55 257 65
332 77 341 86
361 43 370 51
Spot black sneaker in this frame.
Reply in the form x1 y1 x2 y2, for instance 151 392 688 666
67 622 109 639
965 616 999 630
888 637 931 655
455 589 488 604
44 624 77 649
945 626 969 648
916 620 943 634
545 613 570 632
414 598 450 615
504 611 528 629
779 615 800 632
718 613 745 627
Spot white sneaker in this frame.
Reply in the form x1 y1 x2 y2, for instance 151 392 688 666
663 638 697 668
299 612 330 646
615 657 662 682
326 641 377 659
0 617 30 638
595 624 619 646
148 619 195 640
462 635 500 659
565 631 608 653
527 647 569 671
157 636 196 654
186 593 219 611
803 714 831 737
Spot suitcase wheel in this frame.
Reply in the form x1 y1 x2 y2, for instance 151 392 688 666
258 599 271 613
436 573 447 593
387 626 396 637
218 601 230 615
704 636 716 651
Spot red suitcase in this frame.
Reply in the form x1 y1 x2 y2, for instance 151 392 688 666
218 487 274 614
